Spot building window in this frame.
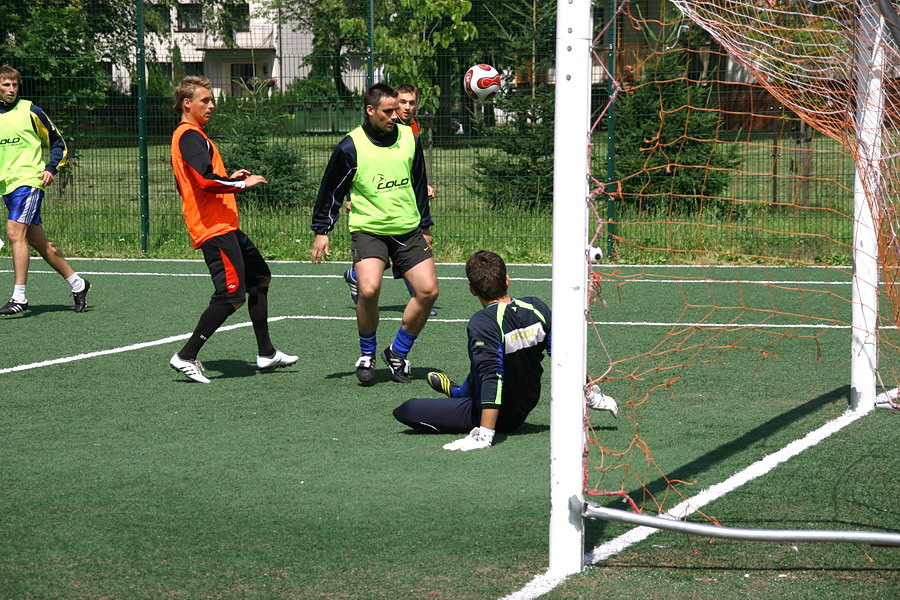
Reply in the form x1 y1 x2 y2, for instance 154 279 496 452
184 62 204 77
234 3 250 33
147 4 172 35
176 3 202 32
148 62 173 82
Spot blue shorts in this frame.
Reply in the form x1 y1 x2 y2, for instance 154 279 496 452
3 186 43 225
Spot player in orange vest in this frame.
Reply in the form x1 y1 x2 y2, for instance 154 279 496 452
169 76 296 383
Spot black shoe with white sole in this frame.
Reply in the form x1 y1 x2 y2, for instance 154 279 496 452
0 299 28 315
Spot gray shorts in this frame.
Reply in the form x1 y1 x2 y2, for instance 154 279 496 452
351 228 433 279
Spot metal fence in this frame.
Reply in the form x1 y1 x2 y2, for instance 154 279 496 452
0 1 856 263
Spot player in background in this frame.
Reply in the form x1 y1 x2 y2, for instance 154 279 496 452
342 83 437 316
169 76 297 383
312 82 437 386
0 64 90 315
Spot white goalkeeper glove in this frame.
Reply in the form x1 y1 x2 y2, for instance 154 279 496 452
442 427 495 451
586 384 618 418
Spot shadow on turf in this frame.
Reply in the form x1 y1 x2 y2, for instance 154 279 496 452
2 303 79 317
584 385 850 548
397 423 550 447
195 359 270 380
324 365 449 386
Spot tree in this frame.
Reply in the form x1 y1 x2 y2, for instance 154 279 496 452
612 26 741 215
471 0 557 212
340 0 476 114
266 0 476 134
264 0 369 101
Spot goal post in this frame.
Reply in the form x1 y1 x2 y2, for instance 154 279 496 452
548 0 594 577
850 0 885 413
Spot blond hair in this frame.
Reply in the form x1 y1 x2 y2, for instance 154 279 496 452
173 76 211 114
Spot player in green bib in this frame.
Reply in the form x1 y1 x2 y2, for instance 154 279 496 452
311 83 438 386
0 64 90 315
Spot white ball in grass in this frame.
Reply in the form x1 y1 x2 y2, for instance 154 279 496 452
588 245 604 263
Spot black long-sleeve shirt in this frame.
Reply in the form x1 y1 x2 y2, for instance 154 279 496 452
311 119 432 235
467 297 552 430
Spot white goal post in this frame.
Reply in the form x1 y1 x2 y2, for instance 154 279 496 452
548 0 594 577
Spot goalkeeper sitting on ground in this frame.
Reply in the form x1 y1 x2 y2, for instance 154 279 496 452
393 250 552 451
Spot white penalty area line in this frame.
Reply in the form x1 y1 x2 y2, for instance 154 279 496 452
0 314 468 375
502 404 876 600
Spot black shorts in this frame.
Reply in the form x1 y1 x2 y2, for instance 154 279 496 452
351 228 433 279
200 229 271 305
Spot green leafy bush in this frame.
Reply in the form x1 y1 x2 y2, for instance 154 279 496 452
209 83 317 209
612 52 741 215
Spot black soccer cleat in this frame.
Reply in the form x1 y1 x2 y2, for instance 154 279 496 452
427 372 457 397
73 279 90 313
355 355 376 386
0 299 28 315
382 346 411 383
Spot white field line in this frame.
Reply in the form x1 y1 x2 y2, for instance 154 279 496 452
0 268 857 287
501 404 875 600
0 314 468 375
0 269 551 282
592 321 853 329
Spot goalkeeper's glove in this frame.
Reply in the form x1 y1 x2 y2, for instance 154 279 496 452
586 384 618 418
442 427 495 451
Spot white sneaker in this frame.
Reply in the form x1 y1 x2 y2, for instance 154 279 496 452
586 384 618 417
257 349 299 369
170 353 211 383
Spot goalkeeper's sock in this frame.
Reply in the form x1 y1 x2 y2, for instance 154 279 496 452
391 327 417 359
179 303 236 360
11 284 26 303
65 273 86 293
404 279 415 298
452 378 469 399
359 331 377 358
248 287 276 358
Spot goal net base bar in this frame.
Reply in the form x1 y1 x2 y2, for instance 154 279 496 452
583 504 900 547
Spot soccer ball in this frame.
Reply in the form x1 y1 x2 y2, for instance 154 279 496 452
464 64 501 102
588 245 604 263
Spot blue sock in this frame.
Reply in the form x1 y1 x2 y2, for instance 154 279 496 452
391 327 417 358
349 268 357 283
453 378 469 399
404 279 414 297
359 331 376 357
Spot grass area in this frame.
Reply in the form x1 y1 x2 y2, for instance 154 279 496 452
0 259 896 599
37 131 856 264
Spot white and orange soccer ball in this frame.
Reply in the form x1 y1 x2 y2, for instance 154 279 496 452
464 64 501 102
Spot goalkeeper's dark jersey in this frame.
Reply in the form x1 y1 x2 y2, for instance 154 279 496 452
467 296 552 430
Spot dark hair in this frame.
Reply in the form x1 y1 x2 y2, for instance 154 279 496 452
394 83 418 99
365 82 396 110
173 76 211 114
0 64 21 83
466 250 508 301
